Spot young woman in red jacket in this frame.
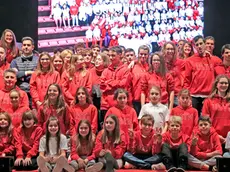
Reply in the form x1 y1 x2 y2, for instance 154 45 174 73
30 52 60 109
0 29 18 63
170 89 198 137
52 54 64 76
0 112 15 156
61 54 92 105
70 87 98 135
90 53 110 110
0 46 10 90
141 52 175 110
188 116 221 172
37 84 71 135
105 88 139 144
93 114 126 172
69 120 103 172
202 75 230 144
5 89 30 128
14 110 43 171
60 49 73 73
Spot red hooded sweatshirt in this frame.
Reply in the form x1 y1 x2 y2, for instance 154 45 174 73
190 128 223 159
30 71 60 104
14 125 43 158
61 70 92 105
130 61 148 101
0 128 15 155
93 130 126 159
105 105 139 143
0 86 29 112
170 105 198 136
89 67 103 85
214 64 230 78
5 106 30 128
141 72 174 104
100 63 130 110
202 95 230 138
184 54 222 96
166 58 185 96
69 104 98 135
70 134 96 161
37 104 71 135
162 131 191 152
0 62 10 90
128 129 161 155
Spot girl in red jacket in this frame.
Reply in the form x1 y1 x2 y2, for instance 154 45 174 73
123 114 165 170
170 89 198 137
69 86 98 135
60 49 73 72
37 84 71 135
0 46 10 90
161 116 191 172
14 110 43 171
7 89 30 128
141 52 175 110
188 116 221 172
0 112 15 156
61 54 92 105
69 120 103 172
30 52 60 109
93 114 126 172
105 88 139 144
202 75 230 144
52 54 64 76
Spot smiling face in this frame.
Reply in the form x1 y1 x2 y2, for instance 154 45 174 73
169 122 181 134
116 92 127 109
47 85 59 102
10 91 20 106
4 72 17 89
151 54 161 71
149 87 161 104
0 114 9 128
138 49 149 64
183 43 192 56
4 31 14 44
22 40 34 56
77 88 87 104
94 55 104 68
48 120 59 136
53 56 63 72
217 77 229 94
23 118 35 128
198 121 211 135
205 39 215 54
40 54 51 69
164 43 175 61
104 116 116 133
79 122 90 137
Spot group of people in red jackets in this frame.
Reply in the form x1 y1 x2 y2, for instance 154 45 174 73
0 28 230 172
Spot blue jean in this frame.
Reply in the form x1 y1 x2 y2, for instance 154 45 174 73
123 152 162 169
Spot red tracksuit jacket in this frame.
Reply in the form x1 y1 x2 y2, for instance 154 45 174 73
128 129 161 155
170 105 198 136
14 125 43 158
100 63 130 110
202 95 230 138
69 103 98 135
184 54 222 95
0 128 15 155
60 70 92 105
89 67 103 86
105 105 139 143
0 62 10 90
70 134 96 161
37 104 71 135
166 58 185 96
190 128 223 159
30 71 60 104
214 64 230 78
93 130 126 159
141 72 174 104
130 62 148 102
162 131 191 152
5 106 30 128
0 86 29 112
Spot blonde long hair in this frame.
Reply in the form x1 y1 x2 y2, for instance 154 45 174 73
0 29 18 56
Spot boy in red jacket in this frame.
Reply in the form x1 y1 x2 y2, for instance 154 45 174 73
123 114 165 170
188 116 222 171
161 116 191 172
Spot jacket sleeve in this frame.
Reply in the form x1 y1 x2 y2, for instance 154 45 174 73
64 106 71 134
70 136 80 160
85 72 93 95
111 133 127 159
20 91 29 108
91 105 98 134
69 108 76 136
202 99 211 116
140 73 148 95
14 128 23 158
92 131 104 158
109 67 130 88
127 132 137 154
100 69 111 92
132 110 139 132
30 73 40 103
61 72 75 104
166 73 175 93
27 127 43 158
183 60 192 89
2 129 15 154
37 106 46 134
213 132 223 155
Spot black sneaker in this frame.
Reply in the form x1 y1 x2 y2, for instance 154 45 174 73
167 167 177 172
177 167 186 172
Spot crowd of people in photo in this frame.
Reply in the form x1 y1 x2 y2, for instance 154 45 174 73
1 26 230 172
48 0 204 49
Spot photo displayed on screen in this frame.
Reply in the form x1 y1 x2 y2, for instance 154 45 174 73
38 0 204 53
